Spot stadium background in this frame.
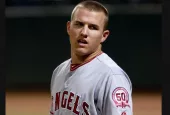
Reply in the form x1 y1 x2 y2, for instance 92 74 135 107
6 0 161 115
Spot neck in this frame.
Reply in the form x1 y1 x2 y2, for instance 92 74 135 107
71 46 102 64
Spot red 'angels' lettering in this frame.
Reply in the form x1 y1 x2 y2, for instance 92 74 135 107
55 92 60 110
73 94 79 114
82 102 89 115
67 92 74 110
61 91 68 108
53 91 89 115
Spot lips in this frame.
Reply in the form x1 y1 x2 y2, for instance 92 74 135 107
77 39 88 44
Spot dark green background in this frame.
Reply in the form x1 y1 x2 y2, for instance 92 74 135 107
6 14 161 90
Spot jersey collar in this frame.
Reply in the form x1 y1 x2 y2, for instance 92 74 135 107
70 52 103 71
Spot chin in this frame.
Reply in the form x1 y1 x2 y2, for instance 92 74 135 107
75 48 90 56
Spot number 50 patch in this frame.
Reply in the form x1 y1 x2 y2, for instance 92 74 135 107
112 87 130 108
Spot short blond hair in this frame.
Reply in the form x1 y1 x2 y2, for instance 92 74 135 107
71 0 109 30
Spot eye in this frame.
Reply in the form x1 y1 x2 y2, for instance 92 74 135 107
89 25 98 30
74 22 83 27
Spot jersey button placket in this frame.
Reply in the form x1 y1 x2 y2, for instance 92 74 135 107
64 73 73 88
64 82 68 88
64 79 69 88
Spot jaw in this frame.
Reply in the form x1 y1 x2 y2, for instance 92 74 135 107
71 44 102 64
74 47 89 56
73 45 101 57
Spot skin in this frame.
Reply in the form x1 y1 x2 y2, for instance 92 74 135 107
67 7 110 64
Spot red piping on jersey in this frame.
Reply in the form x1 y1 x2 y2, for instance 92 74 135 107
70 52 103 71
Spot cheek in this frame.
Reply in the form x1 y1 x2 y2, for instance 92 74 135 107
70 29 80 39
90 34 103 44
69 30 78 42
88 36 102 49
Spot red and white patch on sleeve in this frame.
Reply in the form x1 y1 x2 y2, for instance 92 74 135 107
112 87 130 108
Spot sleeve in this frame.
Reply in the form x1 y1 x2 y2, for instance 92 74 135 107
49 96 54 115
99 74 133 115
49 67 59 115
50 66 59 93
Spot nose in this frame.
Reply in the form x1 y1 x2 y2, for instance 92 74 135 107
80 26 88 38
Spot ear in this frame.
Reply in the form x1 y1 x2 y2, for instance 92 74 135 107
101 30 110 43
67 21 71 35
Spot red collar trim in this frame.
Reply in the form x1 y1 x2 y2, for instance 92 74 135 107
70 52 103 71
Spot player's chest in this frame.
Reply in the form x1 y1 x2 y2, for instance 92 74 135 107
51 70 100 115
52 69 98 94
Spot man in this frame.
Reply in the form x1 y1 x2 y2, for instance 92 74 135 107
50 1 133 115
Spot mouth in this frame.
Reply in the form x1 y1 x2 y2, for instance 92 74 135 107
77 39 88 45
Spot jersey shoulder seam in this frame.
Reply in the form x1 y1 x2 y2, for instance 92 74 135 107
96 56 132 90
96 57 122 75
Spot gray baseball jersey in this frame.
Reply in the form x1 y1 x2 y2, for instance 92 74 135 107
50 52 133 115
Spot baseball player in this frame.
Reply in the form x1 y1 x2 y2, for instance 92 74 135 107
49 1 133 115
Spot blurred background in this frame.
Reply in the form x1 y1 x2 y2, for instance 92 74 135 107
5 0 161 115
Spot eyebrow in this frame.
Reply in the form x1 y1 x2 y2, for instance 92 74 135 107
74 20 100 29
74 20 83 24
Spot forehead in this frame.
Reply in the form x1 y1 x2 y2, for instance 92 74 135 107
73 7 105 26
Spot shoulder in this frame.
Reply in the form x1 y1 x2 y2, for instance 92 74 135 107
52 58 71 75
96 53 132 90
96 53 124 75
50 59 71 90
